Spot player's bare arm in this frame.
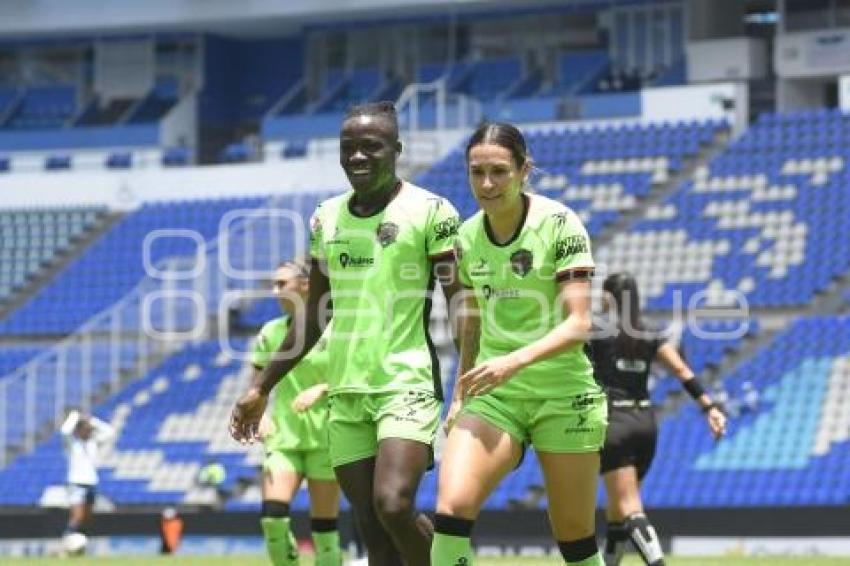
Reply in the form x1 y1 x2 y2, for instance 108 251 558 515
459 276 593 398
656 343 727 439
230 258 331 443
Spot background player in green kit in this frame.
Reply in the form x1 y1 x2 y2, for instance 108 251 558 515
231 101 463 566
252 261 341 566
432 123 607 566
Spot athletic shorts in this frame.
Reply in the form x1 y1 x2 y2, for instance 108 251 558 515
462 391 608 453
263 448 336 481
600 406 657 479
67 483 96 506
326 390 441 468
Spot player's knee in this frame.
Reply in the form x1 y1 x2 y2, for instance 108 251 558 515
373 487 414 523
435 498 479 519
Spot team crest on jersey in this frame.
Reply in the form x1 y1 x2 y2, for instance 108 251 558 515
376 222 399 248
510 248 534 277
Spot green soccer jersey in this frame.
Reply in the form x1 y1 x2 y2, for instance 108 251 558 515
252 317 331 451
308 181 460 396
455 192 601 399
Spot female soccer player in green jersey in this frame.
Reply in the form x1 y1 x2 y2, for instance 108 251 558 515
432 123 607 566
252 261 341 566
232 102 463 566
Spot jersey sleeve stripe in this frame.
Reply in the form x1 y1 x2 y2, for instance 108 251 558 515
429 249 455 261
555 267 595 282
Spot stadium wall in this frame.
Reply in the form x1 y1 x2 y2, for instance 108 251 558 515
1 508 849 557
0 158 348 209
0 0 574 38
687 38 768 83
775 27 850 79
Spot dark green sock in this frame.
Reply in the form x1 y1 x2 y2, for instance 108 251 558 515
311 529 341 566
431 531 473 565
261 517 299 566
567 551 604 566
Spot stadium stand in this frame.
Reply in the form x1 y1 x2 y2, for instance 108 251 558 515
596 109 850 309
644 315 850 507
0 315 759 509
2 109 848 515
0 344 44 378
126 78 180 124
2 85 76 130
0 198 265 335
0 340 141 456
0 206 108 303
418 119 725 233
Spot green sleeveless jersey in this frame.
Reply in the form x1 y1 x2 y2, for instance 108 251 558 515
455 193 601 399
308 181 460 397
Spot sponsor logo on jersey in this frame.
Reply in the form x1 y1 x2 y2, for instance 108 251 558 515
338 252 374 268
616 358 648 373
481 285 520 300
427 196 445 209
564 412 595 434
376 221 399 248
554 235 589 262
327 226 348 245
570 393 595 410
551 211 570 227
471 257 492 277
510 248 534 277
433 216 460 241
394 394 429 423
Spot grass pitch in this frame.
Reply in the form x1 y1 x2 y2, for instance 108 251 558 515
4 556 848 565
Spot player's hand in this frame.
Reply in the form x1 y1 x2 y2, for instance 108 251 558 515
459 353 522 398
230 387 268 443
292 385 325 413
257 415 275 441
442 398 463 435
706 405 727 440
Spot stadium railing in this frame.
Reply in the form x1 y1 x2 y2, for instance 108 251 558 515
0 192 327 467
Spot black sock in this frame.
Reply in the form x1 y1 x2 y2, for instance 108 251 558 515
261 499 290 518
604 521 627 565
433 513 474 537
557 535 598 563
310 517 337 532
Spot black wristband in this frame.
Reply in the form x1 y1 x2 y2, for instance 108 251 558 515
682 377 706 401
701 402 718 414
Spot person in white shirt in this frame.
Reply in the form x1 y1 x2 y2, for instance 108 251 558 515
60 409 114 545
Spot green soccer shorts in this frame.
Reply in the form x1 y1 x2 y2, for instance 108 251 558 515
326 390 442 467
461 390 608 453
263 447 336 481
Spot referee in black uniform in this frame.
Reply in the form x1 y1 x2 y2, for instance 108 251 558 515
589 273 727 566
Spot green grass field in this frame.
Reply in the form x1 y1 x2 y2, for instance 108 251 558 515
4 557 848 565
